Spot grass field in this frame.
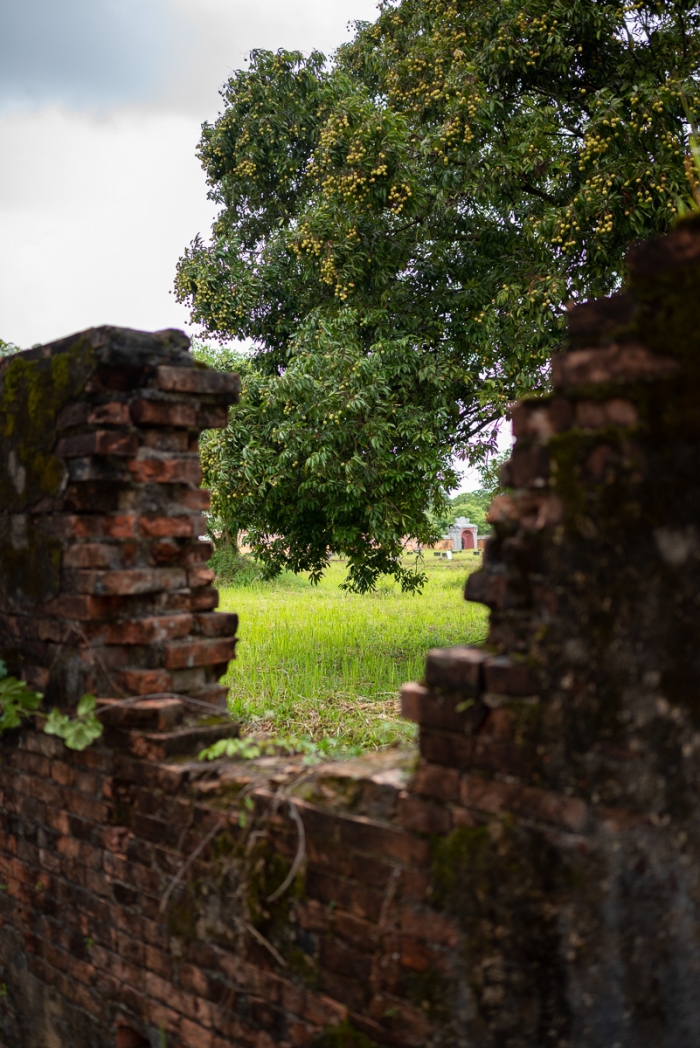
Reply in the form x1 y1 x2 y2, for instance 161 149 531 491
216 553 488 753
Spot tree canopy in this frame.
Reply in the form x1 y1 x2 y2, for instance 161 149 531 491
177 0 700 591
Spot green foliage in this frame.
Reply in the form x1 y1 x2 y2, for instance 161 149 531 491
438 489 493 534
44 693 103 752
178 1 700 589
0 340 19 358
215 556 487 749
197 314 457 592
0 662 43 732
198 733 364 764
435 450 512 532
0 661 103 751
207 545 266 586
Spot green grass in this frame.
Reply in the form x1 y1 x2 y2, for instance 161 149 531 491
217 553 488 751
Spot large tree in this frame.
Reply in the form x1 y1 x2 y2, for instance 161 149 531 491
176 0 700 591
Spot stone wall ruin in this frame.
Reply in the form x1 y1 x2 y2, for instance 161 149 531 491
1 217 700 1047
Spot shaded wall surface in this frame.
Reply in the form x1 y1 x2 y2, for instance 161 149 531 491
1 219 700 1048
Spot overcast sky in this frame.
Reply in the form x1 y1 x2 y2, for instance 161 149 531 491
0 0 379 349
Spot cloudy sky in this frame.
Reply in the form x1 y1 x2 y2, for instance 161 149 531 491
0 0 379 348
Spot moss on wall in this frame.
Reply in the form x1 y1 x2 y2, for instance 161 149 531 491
0 341 94 614
0 340 93 512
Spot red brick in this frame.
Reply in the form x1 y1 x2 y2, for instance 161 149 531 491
306 870 385 923
50 761 75 787
188 566 216 589
552 341 679 388
400 936 445 973
103 515 139 538
63 544 122 569
115 669 173 696
332 811 431 867
401 683 485 734
460 775 589 833
333 910 379 952
42 594 121 621
130 399 197 427
483 656 539 697
511 402 556 440
101 614 193 645
424 646 487 692
190 588 220 611
56 430 138 458
180 489 211 511
180 1018 214 1048
87 401 131 425
400 905 459 948
196 405 229 429
194 612 239 637
138 516 196 537
413 763 460 802
156 366 240 396
128 455 202 486
73 567 187 596
164 637 236 670
320 939 372 982
397 793 450 835
400 682 425 723
419 727 474 770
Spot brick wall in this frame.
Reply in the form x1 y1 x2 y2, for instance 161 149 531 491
2 217 700 1048
0 327 239 708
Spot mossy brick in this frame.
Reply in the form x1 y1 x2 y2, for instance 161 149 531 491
101 615 194 645
482 656 539 696
552 340 680 388
55 430 138 458
423 645 486 692
156 365 240 396
138 515 198 537
194 611 239 637
413 763 460 803
129 399 197 427
396 794 451 835
419 727 474 770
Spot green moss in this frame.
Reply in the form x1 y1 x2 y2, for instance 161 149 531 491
0 339 94 512
430 824 492 913
402 966 451 1023
245 834 316 983
167 896 198 942
310 1020 379 1048
0 516 63 608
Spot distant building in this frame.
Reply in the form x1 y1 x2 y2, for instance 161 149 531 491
445 516 478 551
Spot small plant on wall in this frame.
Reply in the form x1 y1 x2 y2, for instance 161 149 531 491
0 660 103 751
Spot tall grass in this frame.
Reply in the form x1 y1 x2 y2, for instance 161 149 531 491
216 554 488 750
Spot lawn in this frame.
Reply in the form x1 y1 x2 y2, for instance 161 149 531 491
216 553 488 752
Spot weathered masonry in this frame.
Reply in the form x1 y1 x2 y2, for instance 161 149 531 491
0 327 239 711
1 215 700 1048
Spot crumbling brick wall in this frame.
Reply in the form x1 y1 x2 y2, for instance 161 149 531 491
2 217 700 1048
0 327 239 707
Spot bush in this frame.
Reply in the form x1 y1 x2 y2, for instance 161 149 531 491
208 546 265 587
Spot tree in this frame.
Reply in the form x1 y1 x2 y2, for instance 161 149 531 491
434 451 512 534
176 0 700 591
0 340 19 357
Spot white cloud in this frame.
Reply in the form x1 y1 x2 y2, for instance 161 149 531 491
166 0 379 116
0 0 380 348
0 0 177 110
0 106 214 345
